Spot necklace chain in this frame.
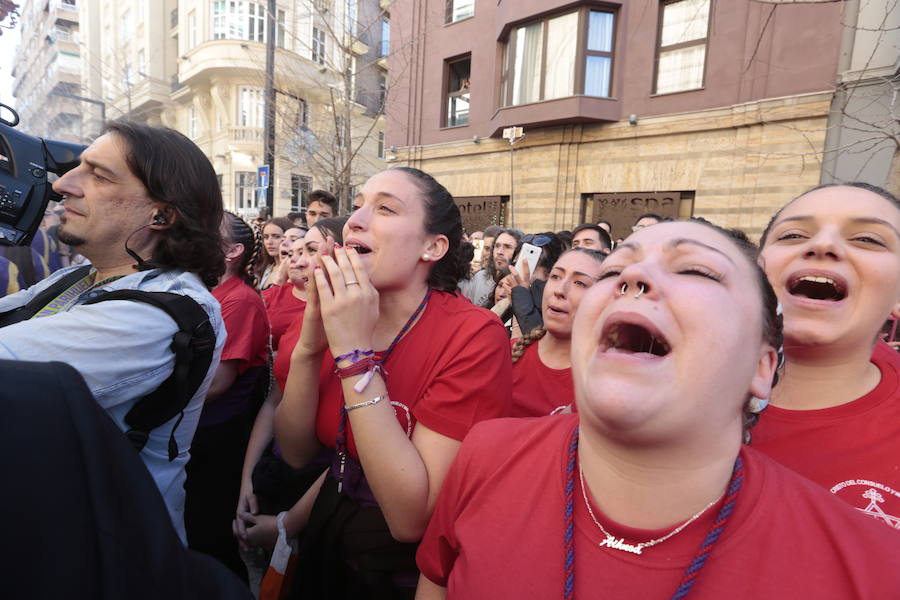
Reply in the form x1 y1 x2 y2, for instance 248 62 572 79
578 465 724 555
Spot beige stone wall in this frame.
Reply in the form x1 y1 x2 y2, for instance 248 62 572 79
402 92 833 238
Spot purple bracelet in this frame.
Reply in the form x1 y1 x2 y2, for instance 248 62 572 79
334 348 374 364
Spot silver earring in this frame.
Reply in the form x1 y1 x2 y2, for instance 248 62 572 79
634 283 646 299
620 282 627 295
748 396 769 414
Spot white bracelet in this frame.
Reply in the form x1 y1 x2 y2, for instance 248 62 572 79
345 394 387 412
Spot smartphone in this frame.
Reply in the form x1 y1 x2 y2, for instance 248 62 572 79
514 242 542 279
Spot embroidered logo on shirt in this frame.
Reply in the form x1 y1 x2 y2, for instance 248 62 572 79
831 479 900 530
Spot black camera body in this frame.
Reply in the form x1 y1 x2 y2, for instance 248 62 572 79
0 103 85 246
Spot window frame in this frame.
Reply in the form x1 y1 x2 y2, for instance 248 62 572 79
444 54 471 128
291 174 312 211
445 0 475 25
500 6 617 108
235 171 258 209
652 0 712 95
312 26 326 65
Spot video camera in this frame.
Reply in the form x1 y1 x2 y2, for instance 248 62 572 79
0 103 85 246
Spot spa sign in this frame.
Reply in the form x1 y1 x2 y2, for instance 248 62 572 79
585 192 689 240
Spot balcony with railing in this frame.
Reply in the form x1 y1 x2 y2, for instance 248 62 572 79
231 126 264 143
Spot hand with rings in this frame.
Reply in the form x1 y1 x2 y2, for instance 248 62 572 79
314 245 380 358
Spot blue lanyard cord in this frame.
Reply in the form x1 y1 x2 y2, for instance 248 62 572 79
334 288 433 490
563 426 744 600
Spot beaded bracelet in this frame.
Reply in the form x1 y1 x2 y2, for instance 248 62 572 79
334 348 374 364
345 394 387 412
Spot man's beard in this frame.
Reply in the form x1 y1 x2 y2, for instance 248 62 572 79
57 222 86 247
488 259 509 283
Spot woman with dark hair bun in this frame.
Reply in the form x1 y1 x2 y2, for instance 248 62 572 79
417 219 900 599
754 183 900 524
274 167 512 598
510 248 605 417
185 211 269 582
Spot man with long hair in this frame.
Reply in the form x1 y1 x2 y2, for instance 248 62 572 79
0 121 227 543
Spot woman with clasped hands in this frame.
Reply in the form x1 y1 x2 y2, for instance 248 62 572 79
274 167 512 599
415 219 900 599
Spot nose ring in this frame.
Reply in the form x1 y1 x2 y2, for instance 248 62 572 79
620 283 627 296
634 283 646 299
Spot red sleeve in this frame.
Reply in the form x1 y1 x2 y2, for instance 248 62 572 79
414 316 513 441
219 293 270 373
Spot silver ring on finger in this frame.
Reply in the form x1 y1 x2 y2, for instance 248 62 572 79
346 280 360 286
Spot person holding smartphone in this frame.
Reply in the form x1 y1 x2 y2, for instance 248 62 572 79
502 232 565 336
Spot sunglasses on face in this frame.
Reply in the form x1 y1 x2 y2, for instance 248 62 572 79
522 234 552 247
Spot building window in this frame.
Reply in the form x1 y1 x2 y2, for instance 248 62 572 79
501 8 616 107
445 0 474 24
277 9 286 48
585 11 614 97
377 71 387 109
377 131 385 159
445 56 470 127
137 48 146 78
312 26 326 65
296 97 309 128
654 0 711 95
188 106 199 140
120 8 132 45
235 172 258 209
335 116 348 149
345 0 357 35
238 86 264 127
188 10 197 48
291 174 312 211
211 1 286 47
379 18 390 57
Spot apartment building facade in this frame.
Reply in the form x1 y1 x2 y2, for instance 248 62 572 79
13 0 389 218
11 0 87 144
387 0 898 238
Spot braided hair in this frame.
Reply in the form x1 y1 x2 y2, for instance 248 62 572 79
511 326 547 364
224 211 259 288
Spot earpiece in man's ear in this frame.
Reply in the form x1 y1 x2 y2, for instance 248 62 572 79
152 213 167 226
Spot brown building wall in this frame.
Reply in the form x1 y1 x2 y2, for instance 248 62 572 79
388 0 843 147
387 1 844 237
403 92 830 238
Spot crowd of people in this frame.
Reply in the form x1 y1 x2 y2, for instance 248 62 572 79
1 121 899 599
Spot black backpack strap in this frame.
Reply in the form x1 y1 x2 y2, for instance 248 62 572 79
83 290 216 461
0 265 92 328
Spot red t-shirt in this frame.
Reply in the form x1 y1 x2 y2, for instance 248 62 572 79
753 341 900 530
213 275 270 373
262 282 306 349
273 311 305 392
511 340 574 417
417 414 900 599
315 291 513 459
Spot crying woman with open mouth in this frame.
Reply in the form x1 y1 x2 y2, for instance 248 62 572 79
753 183 900 529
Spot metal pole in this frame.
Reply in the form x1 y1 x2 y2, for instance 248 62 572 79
263 0 277 213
